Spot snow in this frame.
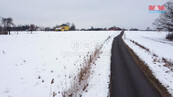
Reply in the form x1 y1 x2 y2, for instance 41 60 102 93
0 31 120 97
123 31 173 96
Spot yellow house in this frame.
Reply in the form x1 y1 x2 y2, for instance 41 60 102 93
59 24 70 31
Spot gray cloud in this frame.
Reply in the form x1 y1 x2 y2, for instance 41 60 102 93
0 0 169 29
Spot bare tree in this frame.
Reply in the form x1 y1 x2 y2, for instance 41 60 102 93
153 1 173 32
30 24 35 34
69 23 76 31
0 26 2 33
0 17 15 35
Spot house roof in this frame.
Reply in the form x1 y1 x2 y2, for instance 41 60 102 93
60 24 69 27
109 26 121 30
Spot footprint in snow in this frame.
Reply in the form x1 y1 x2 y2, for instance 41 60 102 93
38 76 41 79
4 89 10 94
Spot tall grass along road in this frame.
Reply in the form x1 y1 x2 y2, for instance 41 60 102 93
110 32 162 97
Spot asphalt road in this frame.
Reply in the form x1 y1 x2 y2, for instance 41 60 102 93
110 32 162 97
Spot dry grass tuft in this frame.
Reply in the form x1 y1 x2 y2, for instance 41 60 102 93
61 47 102 97
129 39 173 72
61 36 111 97
130 40 150 52
125 39 171 97
162 58 173 72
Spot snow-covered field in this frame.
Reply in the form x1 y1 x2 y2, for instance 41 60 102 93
0 31 120 97
123 31 173 96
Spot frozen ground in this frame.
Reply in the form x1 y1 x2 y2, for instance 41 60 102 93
123 31 173 96
0 31 120 97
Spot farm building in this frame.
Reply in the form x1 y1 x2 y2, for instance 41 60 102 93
55 24 70 31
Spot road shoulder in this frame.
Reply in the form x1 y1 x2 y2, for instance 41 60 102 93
122 38 171 97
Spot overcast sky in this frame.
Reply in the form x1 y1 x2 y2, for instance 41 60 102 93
0 0 169 29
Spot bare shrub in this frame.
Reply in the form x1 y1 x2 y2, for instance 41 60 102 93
166 33 173 40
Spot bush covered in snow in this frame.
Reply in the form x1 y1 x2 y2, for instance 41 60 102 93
166 33 173 40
